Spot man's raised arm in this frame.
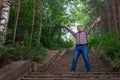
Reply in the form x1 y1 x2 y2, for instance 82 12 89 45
61 22 76 36
86 17 101 35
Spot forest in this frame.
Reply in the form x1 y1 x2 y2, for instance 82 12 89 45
0 0 120 69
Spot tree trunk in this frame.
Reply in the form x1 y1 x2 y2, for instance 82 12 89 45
118 0 120 35
0 0 11 46
30 0 36 48
105 0 111 32
12 0 21 46
49 17 52 39
111 0 118 35
38 0 43 45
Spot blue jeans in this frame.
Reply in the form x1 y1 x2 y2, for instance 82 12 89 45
71 45 92 72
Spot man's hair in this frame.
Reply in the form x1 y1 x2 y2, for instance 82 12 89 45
77 25 82 28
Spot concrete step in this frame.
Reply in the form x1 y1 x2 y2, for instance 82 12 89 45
20 78 90 80
23 74 120 77
20 78 120 80
21 78 115 80
27 72 120 75
19 72 120 80
20 75 120 80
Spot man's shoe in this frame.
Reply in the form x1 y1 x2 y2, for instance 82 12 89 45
70 71 75 74
87 72 92 74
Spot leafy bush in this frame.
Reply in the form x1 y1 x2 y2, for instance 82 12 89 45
89 31 120 68
98 32 120 60
0 45 47 62
88 33 101 49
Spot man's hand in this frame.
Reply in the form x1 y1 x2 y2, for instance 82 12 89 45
61 22 65 27
96 17 101 22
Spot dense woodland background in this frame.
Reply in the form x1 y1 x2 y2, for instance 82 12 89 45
0 0 120 70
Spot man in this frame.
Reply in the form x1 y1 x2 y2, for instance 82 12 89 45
61 17 101 73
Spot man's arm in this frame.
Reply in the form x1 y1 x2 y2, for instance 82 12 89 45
86 17 101 35
61 22 76 36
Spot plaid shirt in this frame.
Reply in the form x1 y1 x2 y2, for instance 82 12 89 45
63 21 97 45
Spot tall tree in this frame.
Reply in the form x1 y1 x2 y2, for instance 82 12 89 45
38 0 43 44
12 0 21 46
0 0 11 46
105 0 111 32
111 0 118 35
118 0 120 35
30 0 36 47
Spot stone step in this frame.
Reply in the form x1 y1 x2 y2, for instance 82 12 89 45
27 72 120 75
19 73 120 80
23 74 120 77
20 78 120 80
20 78 91 80
19 49 120 80
20 75 120 80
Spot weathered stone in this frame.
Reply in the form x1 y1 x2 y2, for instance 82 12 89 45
0 60 31 80
19 49 120 80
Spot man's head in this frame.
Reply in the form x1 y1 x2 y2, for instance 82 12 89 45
77 25 83 32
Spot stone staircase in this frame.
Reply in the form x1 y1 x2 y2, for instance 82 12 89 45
20 72 120 80
19 49 120 80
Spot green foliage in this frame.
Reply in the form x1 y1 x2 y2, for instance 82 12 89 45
89 30 120 66
113 52 120 65
5 0 108 63
88 34 100 49
99 32 120 58
4 0 78 63
0 45 47 62
7 0 75 50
